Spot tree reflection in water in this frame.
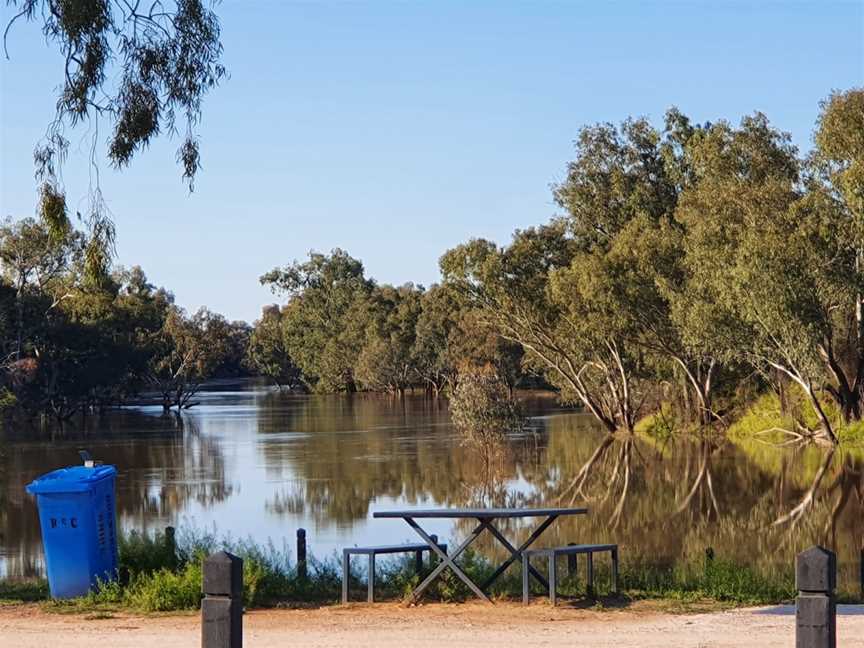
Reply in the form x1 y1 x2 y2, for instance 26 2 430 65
675 438 722 520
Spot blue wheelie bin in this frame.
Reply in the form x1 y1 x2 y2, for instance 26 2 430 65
26 461 118 599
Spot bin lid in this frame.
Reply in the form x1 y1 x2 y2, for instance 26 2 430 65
25 465 117 494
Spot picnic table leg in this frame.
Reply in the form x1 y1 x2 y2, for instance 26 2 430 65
342 552 350 604
403 518 491 604
611 547 619 594
368 554 376 603
587 552 594 598
479 516 557 591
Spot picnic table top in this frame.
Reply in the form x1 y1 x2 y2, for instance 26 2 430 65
372 507 588 519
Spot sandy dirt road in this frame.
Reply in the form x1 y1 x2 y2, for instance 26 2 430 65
1 602 863 648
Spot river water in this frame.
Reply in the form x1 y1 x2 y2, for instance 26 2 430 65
1 382 862 592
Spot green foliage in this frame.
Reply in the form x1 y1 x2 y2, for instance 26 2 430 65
148 306 234 410
259 250 528 395
727 392 788 439
356 284 424 394
634 402 678 440
814 88 864 224
620 556 796 605
438 89 864 444
246 305 301 389
261 249 373 392
122 563 203 611
728 390 864 445
0 579 49 604
6 0 225 192
450 365 524 446
118 529 180 578
0 208 247 418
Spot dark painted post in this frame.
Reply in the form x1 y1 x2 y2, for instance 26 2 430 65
416 535 438 573
297 529 307 580
860 546 863 599
165 526 177 570
796 546 836 648
202 551 243 648
567 542 577 577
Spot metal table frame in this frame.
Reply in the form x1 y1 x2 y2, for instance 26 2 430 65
372 507 588 604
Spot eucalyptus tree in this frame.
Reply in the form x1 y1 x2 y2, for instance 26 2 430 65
148 306 230 411
0 216 83 358
807 88 864 422
678 111 860 443
411 283 523 397
441 223 650 434
442 117 710 433
261 249 373 392
246 305 301 389
355 283 423 395
411 283 462 395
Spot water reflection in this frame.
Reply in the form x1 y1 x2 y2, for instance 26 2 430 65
0 386 862 593
0 411 232 577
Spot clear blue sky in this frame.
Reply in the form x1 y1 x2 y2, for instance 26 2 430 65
1 1 862 323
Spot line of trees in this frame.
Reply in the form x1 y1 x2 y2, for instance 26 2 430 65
0 214 249 419
440 88 863 444
254 250 525 396
253 88 863 446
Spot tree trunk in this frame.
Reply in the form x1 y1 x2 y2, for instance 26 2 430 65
805 382 839 445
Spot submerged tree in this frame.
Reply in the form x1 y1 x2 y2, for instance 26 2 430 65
355 283 423 396
246 305 300 389
411 283 523 397
442 220 649 434
261 249 373 392
450 363 524 447
449 364 525 507
148 306 229 411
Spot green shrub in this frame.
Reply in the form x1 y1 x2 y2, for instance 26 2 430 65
124 562 204 611
118 528 179 581
0 579 48 603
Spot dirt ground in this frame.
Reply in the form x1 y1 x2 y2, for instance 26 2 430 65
1 601 863 648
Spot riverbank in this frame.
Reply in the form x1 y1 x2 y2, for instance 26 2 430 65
2 601 863 648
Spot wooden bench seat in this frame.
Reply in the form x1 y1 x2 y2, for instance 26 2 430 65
342 537 447 603
522 543 619 605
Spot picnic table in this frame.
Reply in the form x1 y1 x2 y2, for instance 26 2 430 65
372 507 588 603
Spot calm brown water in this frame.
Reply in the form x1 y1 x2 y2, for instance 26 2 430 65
1 383 862 591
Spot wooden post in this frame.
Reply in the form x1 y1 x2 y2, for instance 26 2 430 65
165 526 177 570
202 551 243 648
416 535 438 573
297 528 307 580
860 546 863 600
415 549 423 574
567 542 577 577
796 546 836 648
